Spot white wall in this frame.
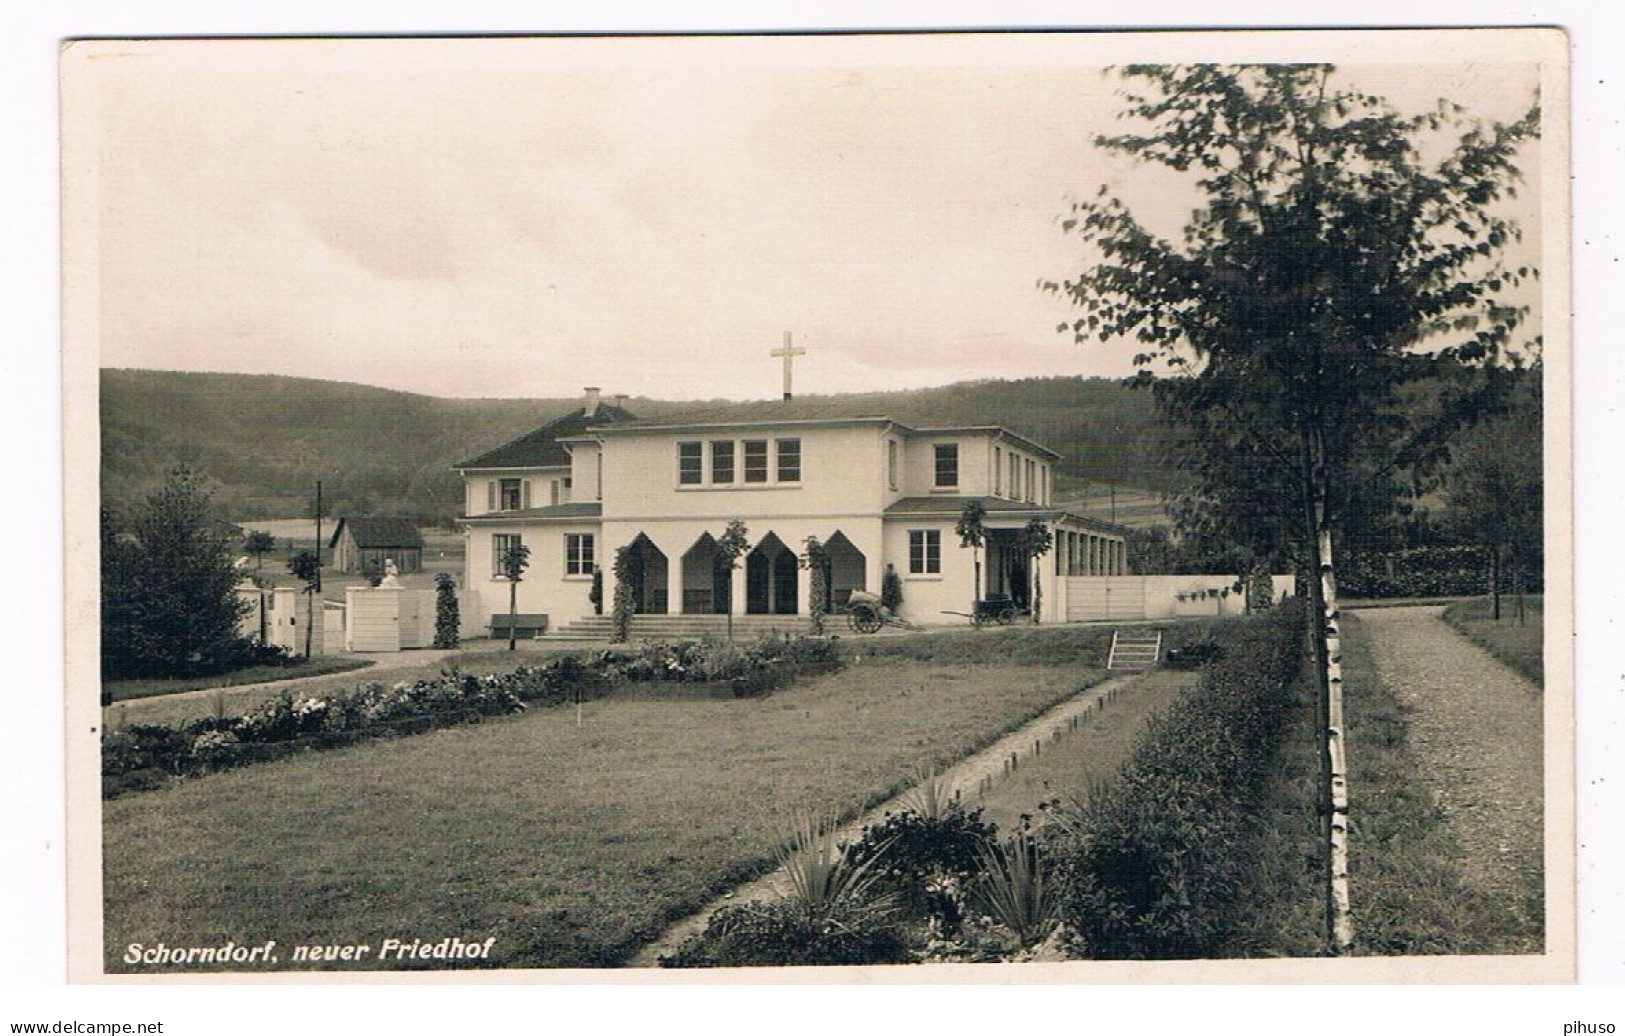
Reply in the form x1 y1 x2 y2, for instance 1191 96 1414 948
882 518 978 624
600 424 891 521
1059 574 1298 621
902 434 993 497
464 520 599 631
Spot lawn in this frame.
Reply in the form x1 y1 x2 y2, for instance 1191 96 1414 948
844 618 1214 669
104 657 1110 971
104 656 375 703
972 668 1199 835
1441 595 1544 686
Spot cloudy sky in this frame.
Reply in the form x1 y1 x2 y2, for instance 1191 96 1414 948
82 34 1544 401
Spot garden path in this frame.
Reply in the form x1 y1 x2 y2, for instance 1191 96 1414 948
1352 605 1545 946
627 668 1148 967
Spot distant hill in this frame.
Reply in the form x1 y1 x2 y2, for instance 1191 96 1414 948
99 369 1173 523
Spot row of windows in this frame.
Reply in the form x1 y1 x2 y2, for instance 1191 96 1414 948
491 533 595 577
993 446 1045 504
490 476 576 512
679 438 800 486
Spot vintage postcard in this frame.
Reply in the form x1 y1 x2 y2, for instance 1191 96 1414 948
61 29 1573 982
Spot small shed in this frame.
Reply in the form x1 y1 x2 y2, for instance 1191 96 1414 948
328 517 425 575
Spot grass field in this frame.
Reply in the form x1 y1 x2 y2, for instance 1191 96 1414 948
104 656 1113 971
104 657 375 704
1441 595 1544 687
973 669 1199 835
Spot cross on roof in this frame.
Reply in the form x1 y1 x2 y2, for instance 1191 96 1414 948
770 331 806 401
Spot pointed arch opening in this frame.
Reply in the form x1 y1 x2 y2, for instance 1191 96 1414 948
621 533 669 615
745 532 799 615
824 530 867 611
680 533 732 614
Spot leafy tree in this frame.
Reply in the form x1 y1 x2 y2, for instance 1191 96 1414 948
715 519 752 640
101 469 252 679
498 541 531 651
433 572 461 649
589 566 604 616
1047 64 1537 565
1045 64 1539 949
286 550 322 659
243 529 276 573
955 501 987 612
1018 518 1053 624
1443 382 1543 621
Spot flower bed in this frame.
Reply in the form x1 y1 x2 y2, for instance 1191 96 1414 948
102 633 842 797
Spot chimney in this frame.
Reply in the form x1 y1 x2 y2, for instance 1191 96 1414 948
583 387 601 417
613 393 628 411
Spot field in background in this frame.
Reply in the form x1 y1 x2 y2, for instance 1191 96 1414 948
232 519 466 603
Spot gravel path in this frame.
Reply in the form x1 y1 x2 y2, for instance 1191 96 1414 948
1352 606 1544 941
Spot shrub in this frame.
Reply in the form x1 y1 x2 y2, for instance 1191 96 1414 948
663 814 911 968
433 573 460 649
660 897 912 968
881 565 904 612
974 835 1056 948
1047 604 1304 959
845 790 997 934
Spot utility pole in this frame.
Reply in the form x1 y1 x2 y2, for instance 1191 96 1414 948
314 480 323 593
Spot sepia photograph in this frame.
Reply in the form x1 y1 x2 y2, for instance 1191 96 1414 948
59 29 1571 981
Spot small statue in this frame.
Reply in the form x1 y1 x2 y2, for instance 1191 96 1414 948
378 558 403 587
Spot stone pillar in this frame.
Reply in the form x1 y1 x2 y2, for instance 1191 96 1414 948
667 539 685 616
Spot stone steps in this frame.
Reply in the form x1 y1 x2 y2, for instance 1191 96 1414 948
1107 629 1163 670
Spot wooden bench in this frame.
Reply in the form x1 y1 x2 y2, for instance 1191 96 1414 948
490 613 548 639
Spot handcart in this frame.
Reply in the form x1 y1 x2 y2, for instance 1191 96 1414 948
842 590 919 634
940 593 1018 628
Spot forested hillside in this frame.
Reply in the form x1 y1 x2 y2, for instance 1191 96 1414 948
100 370 1172 522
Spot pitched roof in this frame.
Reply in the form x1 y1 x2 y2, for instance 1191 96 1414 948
454 403 638 469
460 502 603 522
329 517 424 550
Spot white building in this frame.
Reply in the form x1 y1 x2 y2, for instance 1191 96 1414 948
455 388 1129 635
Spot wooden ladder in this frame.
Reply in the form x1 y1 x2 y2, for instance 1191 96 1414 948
1107 629 1163 671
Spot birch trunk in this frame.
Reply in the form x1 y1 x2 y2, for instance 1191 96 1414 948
1320 524 1353 951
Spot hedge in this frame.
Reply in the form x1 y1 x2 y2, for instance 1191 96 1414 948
1338 546 1542 599
1047 603 1304 959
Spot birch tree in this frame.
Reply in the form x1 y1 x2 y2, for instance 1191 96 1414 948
1045 64 1540 950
